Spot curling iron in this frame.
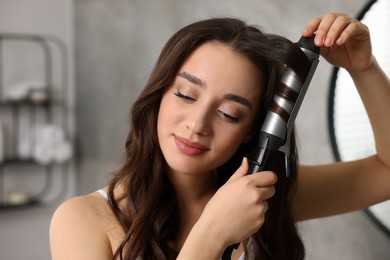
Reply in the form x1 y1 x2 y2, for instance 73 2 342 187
248 35 319 178
222 35 319 260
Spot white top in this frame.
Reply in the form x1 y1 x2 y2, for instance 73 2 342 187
96 189 249 259
97 189 109 200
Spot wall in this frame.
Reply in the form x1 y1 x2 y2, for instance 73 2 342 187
0 0 74 260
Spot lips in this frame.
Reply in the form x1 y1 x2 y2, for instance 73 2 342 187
174 135 209 156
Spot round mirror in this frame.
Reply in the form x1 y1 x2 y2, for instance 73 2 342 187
328 0 390 237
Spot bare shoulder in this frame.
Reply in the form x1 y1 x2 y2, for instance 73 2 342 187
50 190 124 260
51 191 110 230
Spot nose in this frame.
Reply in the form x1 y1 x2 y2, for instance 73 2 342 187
186 107 212 136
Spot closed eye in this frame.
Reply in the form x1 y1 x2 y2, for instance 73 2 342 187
218 110 240 123
174 91 196 102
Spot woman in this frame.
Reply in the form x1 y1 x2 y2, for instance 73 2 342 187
50 13 390 260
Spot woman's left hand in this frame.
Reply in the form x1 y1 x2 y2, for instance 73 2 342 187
302 12 373 73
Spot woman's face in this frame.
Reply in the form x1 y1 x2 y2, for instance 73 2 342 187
157 42 263 176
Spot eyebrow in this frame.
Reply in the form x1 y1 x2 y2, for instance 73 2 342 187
224 93 253 110
178 71 253 110
178 71 205 87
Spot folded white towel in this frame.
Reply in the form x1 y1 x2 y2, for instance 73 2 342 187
33 142 53 165
53 141 72 163
35 124 65 145
18 118 31 159
32 123 72 164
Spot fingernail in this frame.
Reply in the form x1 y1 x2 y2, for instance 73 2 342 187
336 36 343 45
241 157 247 166
325 37 332 46
315 35 322 45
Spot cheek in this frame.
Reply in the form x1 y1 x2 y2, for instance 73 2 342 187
158 96 172 133
157 93 182 136
213 125 252 160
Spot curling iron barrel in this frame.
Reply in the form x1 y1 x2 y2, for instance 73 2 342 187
248 36 320 175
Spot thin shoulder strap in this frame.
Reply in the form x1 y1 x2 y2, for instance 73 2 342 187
96 189 109 200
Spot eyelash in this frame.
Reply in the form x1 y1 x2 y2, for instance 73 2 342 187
218 110 240 123
174 91 240 123
174 91 196 101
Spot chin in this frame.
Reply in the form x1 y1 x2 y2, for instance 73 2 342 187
165 157 215 176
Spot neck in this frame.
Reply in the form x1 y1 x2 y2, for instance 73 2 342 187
167 170 217 247
168 170 217 209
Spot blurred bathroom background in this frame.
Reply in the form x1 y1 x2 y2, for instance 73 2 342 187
0 0 389 259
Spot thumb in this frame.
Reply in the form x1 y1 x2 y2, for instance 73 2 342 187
227 157 249 183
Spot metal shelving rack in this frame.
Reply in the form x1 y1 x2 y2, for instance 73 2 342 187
0 32 72 209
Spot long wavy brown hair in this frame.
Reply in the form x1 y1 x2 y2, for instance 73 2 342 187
107 17 310 260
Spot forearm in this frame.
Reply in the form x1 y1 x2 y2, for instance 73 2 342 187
349 57 390 166
177 220 225 260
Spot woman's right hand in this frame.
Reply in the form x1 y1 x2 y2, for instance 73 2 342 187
178 158 277 259
197 157 277 248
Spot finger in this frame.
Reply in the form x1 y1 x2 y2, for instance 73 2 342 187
256 200 269 220
247 171 278 187
309 13 349 46
335 20 363 45
252 200 269 231
227 157 249 183
314 13 340 46
302 16 321 36
323 16 353 47
259 185 276 201
262 200 269 213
